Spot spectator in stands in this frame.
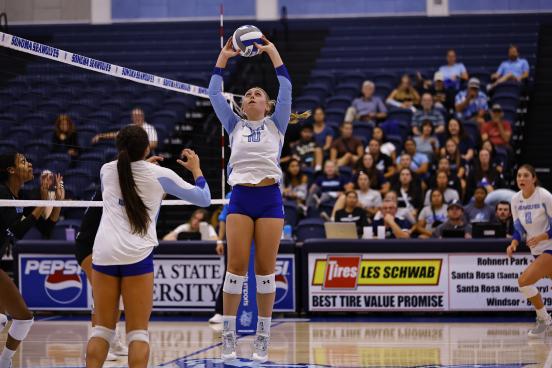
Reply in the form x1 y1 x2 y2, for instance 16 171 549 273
492 201 514 237
424 170 460 206
334 191 367 236
412 93 445 135
414 189 448 238
163 209 217 240
332 172 382 220
397 138 430 177
312 107 334 156
367 139 395 178
442 139 467 195
489 44 530 90
92 107 158 150
454 78 488 125
432 200 472 238
441 118 475 162
481 140 505 173
282 124 322 171
52 114 79 158
429 72 454 111
429 157 462 194
282 159 308 207
467 148 505 197
480 104 512 148
392 167 423 219
353 153 390 193
344 80 387 125
307 160 348 210
387 74 421 111
438 49 469 91
371 126 396 160
330 121 363 168
464 186 495 224
414 120 440 162
371 198 411 239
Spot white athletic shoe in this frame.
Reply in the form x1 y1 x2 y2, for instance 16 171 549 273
105 351 118 361
110 332 128 356
221 331 237 361
209 313 223 324
528 317 552 338
0 357 12 368
251 334 270 363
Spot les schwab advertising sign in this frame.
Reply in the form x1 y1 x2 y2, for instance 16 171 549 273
308 253 552 312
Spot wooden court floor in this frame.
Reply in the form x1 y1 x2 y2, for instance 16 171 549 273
3 318 552 367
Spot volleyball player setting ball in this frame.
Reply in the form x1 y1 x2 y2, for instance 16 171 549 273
85 125 210 367
507 164 552 337
209 26 304 362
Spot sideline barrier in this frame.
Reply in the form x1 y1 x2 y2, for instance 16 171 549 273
301 239 546 312
14 240 297 313
14 238 540 314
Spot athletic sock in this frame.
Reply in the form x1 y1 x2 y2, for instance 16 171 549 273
256 316 271 336
0 347 15 360
222 315 236 333
536 307 551 321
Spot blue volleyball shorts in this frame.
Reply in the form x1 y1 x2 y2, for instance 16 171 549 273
228 184 284 220
92 251 154 277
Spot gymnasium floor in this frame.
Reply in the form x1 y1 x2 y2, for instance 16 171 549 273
5 316 552 367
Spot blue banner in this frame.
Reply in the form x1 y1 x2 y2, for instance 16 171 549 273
237 244 258 334
274 254 296 312
19 255 89 310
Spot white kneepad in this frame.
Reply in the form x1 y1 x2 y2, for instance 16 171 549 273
90 326 116 345
256 273 276 294
223 272 245 294
520 285 539 299
9 318 34 341
127 330 149 344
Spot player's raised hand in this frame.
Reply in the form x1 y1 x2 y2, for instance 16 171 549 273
177 149 201 174
506 242 517 258
221 38 240 59
253 36 276 55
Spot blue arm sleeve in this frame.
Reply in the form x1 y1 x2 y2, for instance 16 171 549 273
158 175 211 208
271 65 292 135
208 68 239 134
513 219 525 242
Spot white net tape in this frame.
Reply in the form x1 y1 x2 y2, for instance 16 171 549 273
0 199 228 207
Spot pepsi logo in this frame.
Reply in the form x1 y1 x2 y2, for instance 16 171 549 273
274 259 291 305
44 270 83 304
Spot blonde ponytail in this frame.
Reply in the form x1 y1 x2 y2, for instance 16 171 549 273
289 110 312 125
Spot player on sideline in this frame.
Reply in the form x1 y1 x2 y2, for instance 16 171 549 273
209 36 301 362
507 164 552 337
86 126 211 367
0 153 64 368
75 154 165 361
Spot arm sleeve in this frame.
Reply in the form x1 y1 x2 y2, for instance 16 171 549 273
542 190 552 238
511 200 525 242
155 166 211 207
7 214 37 239
208 69 240 134
271 65 293 135
35 217 56 238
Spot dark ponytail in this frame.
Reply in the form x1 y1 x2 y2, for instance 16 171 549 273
116 125 150 236
0 153 17 183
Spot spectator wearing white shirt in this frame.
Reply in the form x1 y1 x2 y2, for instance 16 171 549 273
163 209 217 240
91 107 158 151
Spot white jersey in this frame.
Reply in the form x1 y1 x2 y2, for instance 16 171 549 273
511 187 552 255
93 160 211 265
208 66 292 186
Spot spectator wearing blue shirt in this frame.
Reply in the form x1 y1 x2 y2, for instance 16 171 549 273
372 198 411 239
490 45 530 90
312 107 334 155
438 49 469 91
345 80 388 125
455 78 488 125
397 138 430 176
411 93 445 135
307 160 348 208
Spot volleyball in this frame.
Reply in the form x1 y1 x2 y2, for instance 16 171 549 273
232 25 263 57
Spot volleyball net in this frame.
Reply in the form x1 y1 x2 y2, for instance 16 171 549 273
0 30 232 227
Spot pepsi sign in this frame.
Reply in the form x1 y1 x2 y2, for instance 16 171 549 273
19 255 89 310
273 254 295 312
